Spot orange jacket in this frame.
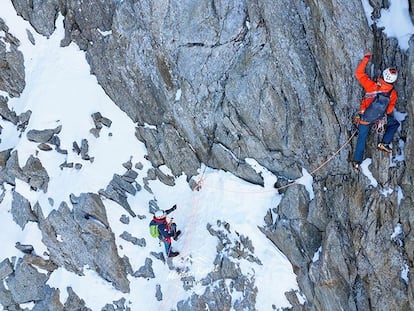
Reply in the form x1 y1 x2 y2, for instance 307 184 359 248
355 56 397 115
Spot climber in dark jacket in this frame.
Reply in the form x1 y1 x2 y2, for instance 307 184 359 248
150 205 181 257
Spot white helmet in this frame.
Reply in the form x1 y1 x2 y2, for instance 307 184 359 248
154 210 166 219
382 67 398 83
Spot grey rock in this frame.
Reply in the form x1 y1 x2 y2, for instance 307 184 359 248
0 150 24 185
92 111 112 128
17 110 32 132
59 161 74 169
31 287 64 311
0 96 18 124
70 192 110 228
15 242 34 254
26 125 61 143
133 258 155 279
134 162 143 170
148 199 159 214
155 284 163 301
10 0 60 37
122 169 138 183
22 254 58 272
38 143 53 151
11 190 37 229
26 28 35 45
150 251 166 264
90 127 100 138
100 116 112 127
22 155 49 192
136 213 145 220
119 215 129 224
91 112 104 129
5 259 50 304
101 297 130 311
0 280 20 311
72 141 81 154
99 173 138 217
37 201 130 293
101 304 116 311
181 275 196 291
154 167 175 186
112 174 137 195
0 148 11 167
119 231 146 247
0 18 25 97
63 287 91 311
0 258 13 279
80 138 90 160
178 283 232 311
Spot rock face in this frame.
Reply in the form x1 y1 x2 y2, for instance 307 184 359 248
0 17 25 97
36 193 130 293
1 0 414 311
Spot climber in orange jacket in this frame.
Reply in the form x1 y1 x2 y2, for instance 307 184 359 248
353 51 400 169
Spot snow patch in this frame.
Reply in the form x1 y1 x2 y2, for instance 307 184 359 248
397 186 404 206
377 0 414 50
97 29 112 37
312 246 322 262
175 88 182 101
144 122 157 130
361 0 414 50
380 187 393 197
360 158 378 187
401 263 409 284
296 168 314 200
0 30 11 52
391 223 403 240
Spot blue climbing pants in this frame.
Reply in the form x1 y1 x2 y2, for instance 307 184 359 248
160 223 177 255
353 114 400 163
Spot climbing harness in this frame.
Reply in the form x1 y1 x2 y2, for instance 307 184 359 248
372 117 387 134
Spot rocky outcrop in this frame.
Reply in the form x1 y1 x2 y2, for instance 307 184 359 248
35 193 130 293
0 17 25 97
99 169 141 217
1 0 414 310
0 150 49 191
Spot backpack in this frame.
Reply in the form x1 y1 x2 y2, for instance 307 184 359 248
362 88 393 123
149 222 160 238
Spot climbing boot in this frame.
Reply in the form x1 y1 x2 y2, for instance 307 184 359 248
168 251 180 258
377 143 392 153
173 230 181 241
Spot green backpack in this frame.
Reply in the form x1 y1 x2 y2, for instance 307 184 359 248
149 224 160 238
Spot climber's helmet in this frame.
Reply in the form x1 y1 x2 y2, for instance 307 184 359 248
382 67 398 84
154 210 166 219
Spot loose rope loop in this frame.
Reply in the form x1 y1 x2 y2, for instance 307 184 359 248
194 131 358 193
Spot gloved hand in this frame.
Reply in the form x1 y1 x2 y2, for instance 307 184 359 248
364 51 371 59
353 113 361 125
171 204 177 211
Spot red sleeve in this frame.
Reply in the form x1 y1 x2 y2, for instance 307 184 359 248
355 56 377 91
386 89 398 114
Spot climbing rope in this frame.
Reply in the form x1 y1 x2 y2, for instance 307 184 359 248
165 131 358 304
195 131 358 193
